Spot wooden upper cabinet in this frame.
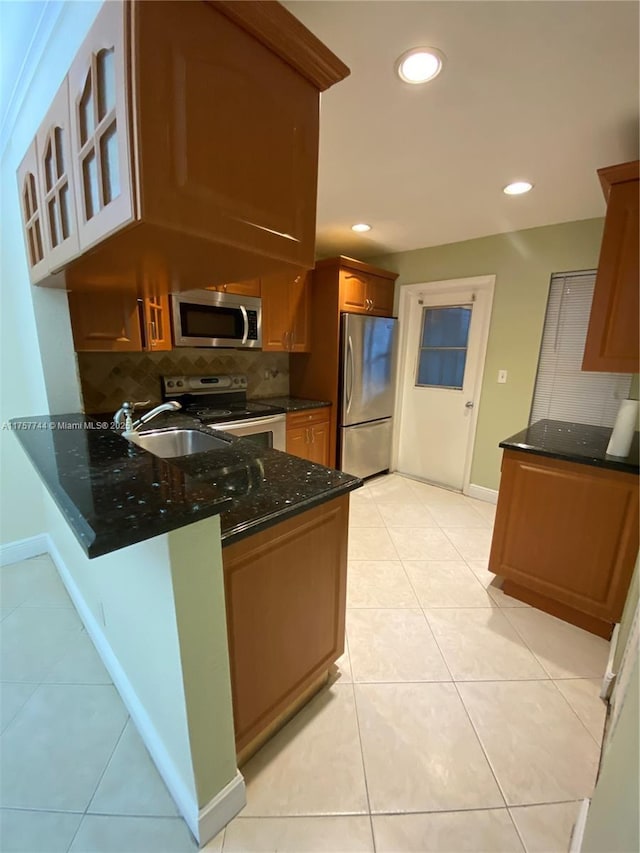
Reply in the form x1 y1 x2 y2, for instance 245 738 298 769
582 160 639 373
18 1 349 292
206 279 261 297
68 287 142 352
136 1 318 273
339 270 368 311
367 274 395 316
35 79 80 272
17 141 48 284
68 0 133 253
262 270 311 352
338 263 396 317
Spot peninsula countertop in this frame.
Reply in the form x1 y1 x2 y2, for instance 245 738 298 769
10 413 361 558
500 419 640 475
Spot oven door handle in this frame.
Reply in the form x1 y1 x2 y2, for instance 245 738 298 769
213 414 286 431
240 305 249 344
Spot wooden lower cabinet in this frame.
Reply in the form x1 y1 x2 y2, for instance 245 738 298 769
286 407 331 466
222 495 348 757
489 450 639 637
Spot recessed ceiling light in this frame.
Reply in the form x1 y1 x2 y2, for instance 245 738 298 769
351 223 372 233
396 47 445 84
503 181 533 195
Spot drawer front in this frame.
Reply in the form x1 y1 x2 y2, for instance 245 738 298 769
287 406 331 430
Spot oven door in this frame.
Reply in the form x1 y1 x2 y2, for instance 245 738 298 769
212 415 286 452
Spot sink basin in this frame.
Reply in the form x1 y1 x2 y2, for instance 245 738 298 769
124 428 231 458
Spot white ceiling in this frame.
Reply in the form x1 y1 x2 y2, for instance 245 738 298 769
286 1 640 258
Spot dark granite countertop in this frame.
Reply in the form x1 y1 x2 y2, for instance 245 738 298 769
500 419 639 475
254 396 332 412
10 413 361 558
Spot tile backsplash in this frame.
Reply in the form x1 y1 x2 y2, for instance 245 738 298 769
77 349 290 414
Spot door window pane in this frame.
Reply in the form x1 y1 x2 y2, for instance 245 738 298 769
416 305 471 389
421 306 471 347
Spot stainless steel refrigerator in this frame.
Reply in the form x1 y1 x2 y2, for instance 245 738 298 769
339 313 398 479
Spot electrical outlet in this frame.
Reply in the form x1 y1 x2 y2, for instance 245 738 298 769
498 369 508 384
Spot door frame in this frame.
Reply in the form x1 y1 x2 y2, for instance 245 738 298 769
392 274 496 494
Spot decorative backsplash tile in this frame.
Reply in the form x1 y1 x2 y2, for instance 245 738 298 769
77 349 290 413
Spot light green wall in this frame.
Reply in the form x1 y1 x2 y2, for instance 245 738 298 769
169 520 238 809
614 555 639 673
0 2 102 547
45 494 198 814
372 218 605 491
582 658 639 853
1 1 239 838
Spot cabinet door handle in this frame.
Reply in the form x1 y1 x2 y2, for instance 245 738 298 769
305 427 311 443
311 427 315 443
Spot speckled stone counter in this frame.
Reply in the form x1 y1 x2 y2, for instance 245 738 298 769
254 396 331 412
500 419 639 475
10 413 361 558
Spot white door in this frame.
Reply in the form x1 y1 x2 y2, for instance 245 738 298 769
395 277 494 491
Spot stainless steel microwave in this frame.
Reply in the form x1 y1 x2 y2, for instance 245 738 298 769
171 290 261 348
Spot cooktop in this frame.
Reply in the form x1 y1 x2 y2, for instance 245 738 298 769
161 374 285 425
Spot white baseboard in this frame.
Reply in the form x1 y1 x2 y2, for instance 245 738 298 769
0 534 49 566
465 484 498 504
198 771 246 846
45 535 201 840
569 798 590 852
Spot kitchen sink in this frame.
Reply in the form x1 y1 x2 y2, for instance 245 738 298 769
124 428 232 458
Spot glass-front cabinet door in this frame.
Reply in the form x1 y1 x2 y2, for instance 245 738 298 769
35 78 80 271
68 0 133 252
17 141 48 284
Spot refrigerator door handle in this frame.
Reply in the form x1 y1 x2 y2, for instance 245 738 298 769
346 335 355 415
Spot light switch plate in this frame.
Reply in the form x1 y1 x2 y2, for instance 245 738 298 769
498 369 508 384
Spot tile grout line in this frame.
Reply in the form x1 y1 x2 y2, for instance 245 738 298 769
347 654 378 853
450 679 513 813
547 678 606 749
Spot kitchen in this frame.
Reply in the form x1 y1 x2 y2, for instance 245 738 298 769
1 1 639 852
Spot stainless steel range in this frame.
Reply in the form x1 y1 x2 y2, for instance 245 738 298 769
162 374 286 451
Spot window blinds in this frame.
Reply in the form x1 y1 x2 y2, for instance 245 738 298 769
529 271 632 427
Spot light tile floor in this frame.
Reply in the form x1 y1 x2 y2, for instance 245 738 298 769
0 474 610 852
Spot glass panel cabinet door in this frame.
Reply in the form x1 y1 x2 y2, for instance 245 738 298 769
16 141 49 284
68 0 133 252
35 77 80 271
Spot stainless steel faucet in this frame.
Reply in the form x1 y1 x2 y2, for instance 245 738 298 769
114 400 182 432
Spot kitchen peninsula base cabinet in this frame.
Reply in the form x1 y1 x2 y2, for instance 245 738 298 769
222 495 348 761
489 449 639 639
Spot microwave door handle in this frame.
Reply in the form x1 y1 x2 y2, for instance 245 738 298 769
239 305 249 344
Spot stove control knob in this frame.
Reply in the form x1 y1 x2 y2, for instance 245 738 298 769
167 381 174 388
176 381 184 387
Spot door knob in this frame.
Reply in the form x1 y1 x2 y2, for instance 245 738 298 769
465 401 474 409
